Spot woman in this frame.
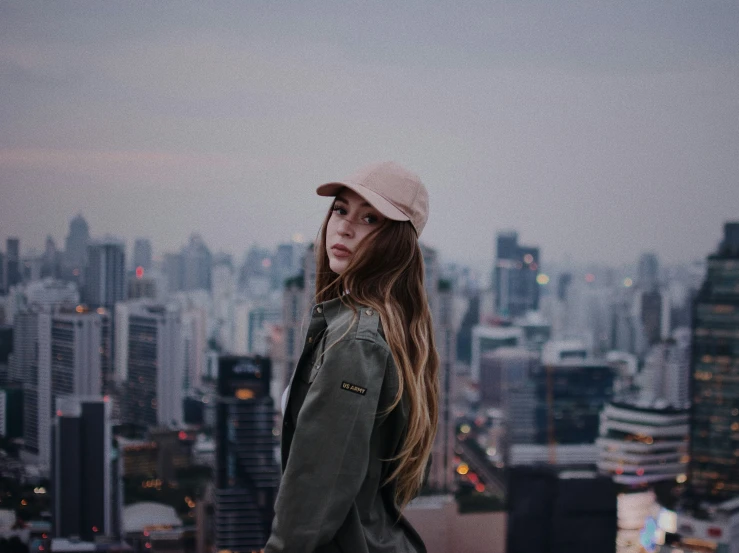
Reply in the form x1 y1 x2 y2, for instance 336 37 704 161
265 161 440 553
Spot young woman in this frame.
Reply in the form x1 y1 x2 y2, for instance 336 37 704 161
264 161 440 553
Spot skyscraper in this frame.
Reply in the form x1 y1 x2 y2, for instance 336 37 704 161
63 214 90 279
5 237 21 289
182 234 212 291
52 396 114 541
687 222 739 503
125 304 184 428
493 231 540 318
215 355 279 552
85 237 126 310
423 245 457 492
133 238 153 271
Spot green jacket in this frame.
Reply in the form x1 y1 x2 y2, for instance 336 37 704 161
265 296 427 553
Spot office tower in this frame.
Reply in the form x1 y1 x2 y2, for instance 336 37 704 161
85 237 126 310
596 401 689 485
5 237 21 289
182 307 207 391
638 252 660 292
42 236 61 279
272 242 302 290
641 332 691 408
0 385 23 439
484 347 538 409
493 231 540 318
506 358 616 467
215 355 279 552
423 244 457 492
182 234 212 291
0 250 5 294
636 289 671 347
39 307 109 409
686 222 739 503
239 245 273 295
470 325 524 383
52 396 113 541
125 304 184 428
163 252 185 293
21 308 109 471
212 259 236 351
133 238 152 271
0 325 11 386
63 214 90 279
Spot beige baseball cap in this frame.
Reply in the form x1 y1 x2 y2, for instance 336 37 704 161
316 161 429 236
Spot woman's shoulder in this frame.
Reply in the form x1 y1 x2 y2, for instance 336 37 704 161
321 298 390 352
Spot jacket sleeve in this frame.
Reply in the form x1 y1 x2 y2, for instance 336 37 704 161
265 337 389 553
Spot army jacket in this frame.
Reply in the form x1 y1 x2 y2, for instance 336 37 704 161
264 296 427 553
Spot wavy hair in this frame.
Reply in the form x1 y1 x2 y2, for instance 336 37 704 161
314 202 440 510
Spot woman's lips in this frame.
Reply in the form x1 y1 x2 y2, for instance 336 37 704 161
331 244 352 257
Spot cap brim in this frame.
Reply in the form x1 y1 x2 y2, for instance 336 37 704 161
316 182 410 222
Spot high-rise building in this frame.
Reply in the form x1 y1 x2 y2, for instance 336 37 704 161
0 250 6 294
506 358 616 467
40 308 109 412
63 214 90 280
423 245 457 492
5 237 21 289
52 396 115 541
42 236 61 279
638 252 660 292
596 401 689 485
686 222 739 503
493 231 540 319
641 331 691 408
215 355 279 552
21 308 110 471
182 234 212 292
163 252 185 293
133 238 152 271
125 304 184 428
85 238 126 310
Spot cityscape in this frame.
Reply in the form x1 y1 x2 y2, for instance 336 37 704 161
2 3 739 553
0 219 737 553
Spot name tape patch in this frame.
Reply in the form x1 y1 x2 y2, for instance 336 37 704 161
341 381 367 395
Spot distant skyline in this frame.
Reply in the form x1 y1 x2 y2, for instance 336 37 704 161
2 2 738 276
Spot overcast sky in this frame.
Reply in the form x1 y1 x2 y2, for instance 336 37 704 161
1 1 738 277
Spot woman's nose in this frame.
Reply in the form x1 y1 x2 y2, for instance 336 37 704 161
337 217 354 237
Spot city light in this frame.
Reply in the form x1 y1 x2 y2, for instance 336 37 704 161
536 274 550 285
623 277 633 287
523 254 534 264
459 424 471 434
585 273 596 283
456 463 469 475
136 266 145 278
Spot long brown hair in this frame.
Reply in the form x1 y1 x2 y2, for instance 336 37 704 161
315 202 440 510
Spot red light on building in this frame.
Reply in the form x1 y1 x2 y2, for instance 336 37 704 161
707 527 723 538
636 468 645 476
178 430 188 440
136 266 144 279
475 483 486 493
585 273 596 283
92 526 98 533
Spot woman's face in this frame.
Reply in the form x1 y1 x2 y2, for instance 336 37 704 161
325 188 386 274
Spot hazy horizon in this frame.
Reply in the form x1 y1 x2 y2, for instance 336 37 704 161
2 2 738 276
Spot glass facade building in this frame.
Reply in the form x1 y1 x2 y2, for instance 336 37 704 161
215 355 279 553
687 222 739 502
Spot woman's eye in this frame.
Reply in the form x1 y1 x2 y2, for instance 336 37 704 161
362 214 378 224
332 205 347 215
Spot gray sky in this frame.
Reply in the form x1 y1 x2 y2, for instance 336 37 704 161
2 1 738 277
